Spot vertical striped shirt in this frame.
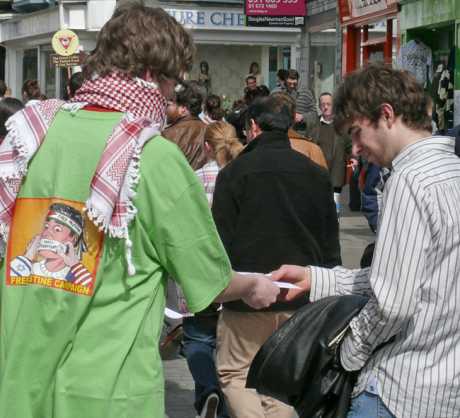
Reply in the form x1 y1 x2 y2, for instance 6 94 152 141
310 137 460 418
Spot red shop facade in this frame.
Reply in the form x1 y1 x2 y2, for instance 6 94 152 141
338 0 400 75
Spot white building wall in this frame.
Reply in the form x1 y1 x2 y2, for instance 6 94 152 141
86 0 116 30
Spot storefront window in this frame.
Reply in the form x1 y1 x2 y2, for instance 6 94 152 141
310 29 336 101
23 48 38 83
42 49 56 99
282 47 291 70
268 47 278 90
403 24 455 132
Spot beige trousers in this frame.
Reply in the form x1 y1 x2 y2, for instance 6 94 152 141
216 308 295 418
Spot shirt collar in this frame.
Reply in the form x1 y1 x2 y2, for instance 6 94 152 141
320 116 333 125
392 136 456 170
242 130 290 154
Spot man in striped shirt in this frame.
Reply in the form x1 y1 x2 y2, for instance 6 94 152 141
273 64 460 418
271 69 318 136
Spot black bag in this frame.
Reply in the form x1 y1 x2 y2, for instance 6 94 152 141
246 295 368 418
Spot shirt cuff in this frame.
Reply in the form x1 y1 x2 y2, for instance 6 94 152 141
309 266 337 302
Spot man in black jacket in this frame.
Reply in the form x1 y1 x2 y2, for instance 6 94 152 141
212 96 341 418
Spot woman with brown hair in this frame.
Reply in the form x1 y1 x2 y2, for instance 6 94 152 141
205 121 242 164
178 121 243 418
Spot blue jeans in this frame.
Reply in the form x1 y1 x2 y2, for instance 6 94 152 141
182 315 229 418
347 391 395 418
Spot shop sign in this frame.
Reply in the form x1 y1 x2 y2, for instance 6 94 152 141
245 0 306 17
349 0 387 18
51 29 79 56
166 8 246 28
166 6 304 29
246 15 304 27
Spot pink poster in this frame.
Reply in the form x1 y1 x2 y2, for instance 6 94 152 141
245 0 306 17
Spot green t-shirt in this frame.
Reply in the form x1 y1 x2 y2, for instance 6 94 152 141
0 109 231 418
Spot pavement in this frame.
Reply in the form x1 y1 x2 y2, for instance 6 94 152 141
163 199 374 418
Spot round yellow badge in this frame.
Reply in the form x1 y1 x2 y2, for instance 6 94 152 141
52 29 79 56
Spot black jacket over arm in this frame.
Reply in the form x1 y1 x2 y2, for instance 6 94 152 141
212 130 341 312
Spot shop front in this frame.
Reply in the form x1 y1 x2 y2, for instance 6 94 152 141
338 0 400 74
301 0 341 104
0 1 300 103
0 0 113 99
400 0 460 129
165 6 300 102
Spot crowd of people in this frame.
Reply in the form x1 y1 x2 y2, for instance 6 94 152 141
0 2 460 418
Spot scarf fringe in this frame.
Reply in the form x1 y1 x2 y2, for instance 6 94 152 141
0 223 8 258
62 102 87 115
3 113 31 179
84 143 145 276
134 77 159 90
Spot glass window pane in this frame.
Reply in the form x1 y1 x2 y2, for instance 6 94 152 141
23 48 38 83
282 47 291 69
268 47 278 90
43 50 56 99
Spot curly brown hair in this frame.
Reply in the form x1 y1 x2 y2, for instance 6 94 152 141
83 2 195 80
334 64 432 135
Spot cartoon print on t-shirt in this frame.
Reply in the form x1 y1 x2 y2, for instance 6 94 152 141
7 198 103 296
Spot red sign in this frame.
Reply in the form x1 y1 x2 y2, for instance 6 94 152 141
245 0 306 17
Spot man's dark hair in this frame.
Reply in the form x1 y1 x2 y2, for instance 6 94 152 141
68 72 83 98
271 92 295 126
205 94 225 121
245 75 257 84
244 84 270 106
22 79 42 101
0 98 24 137
334 64 432 135
286 69 299 80
277 69 288 82
0 80 7 97
246 96 291 132
319 92 332 101
83 2 194 80
257 85 270 96
176 81 203 117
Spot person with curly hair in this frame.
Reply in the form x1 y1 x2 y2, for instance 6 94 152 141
273 64 460 418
